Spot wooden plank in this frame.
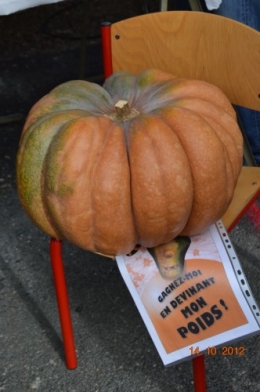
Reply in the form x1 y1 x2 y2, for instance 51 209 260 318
222 166 260 230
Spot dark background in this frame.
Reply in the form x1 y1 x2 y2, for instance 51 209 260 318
0 0 199 119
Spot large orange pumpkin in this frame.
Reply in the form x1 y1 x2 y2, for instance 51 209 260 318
16 69 243 256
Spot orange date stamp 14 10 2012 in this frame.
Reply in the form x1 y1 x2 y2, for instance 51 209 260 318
189 346 245 356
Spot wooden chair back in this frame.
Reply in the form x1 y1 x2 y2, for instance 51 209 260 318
104 11 260 112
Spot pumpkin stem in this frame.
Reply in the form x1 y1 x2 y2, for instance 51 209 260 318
108 100 139 121
115 100 129 117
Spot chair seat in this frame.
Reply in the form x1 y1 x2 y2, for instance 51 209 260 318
222 166 260 230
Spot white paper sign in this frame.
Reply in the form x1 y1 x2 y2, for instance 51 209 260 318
116 222 260 366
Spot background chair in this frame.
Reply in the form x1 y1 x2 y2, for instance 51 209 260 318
50 10 260 392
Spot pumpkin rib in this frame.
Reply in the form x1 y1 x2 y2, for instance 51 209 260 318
25 98 110 131
131 82 177 114
42 116 110 251
126 114 193 247
135 68 180 85
170 97 243 173
51 80 113 106
43 116 137 255
22 94 57 131
155 105 234 235
197 117 237 205
168 104 240 200
102 71 137 104
200 114 242 181
21 109 88 146
131 77 190 115
24 81 114 131
90 121 137 255
156 78 237 119
175 97 242 148
17 111 88 238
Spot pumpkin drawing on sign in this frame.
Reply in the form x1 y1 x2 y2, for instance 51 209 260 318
147 236 191 280
16 69 243 256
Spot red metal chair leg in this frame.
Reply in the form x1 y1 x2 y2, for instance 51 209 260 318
192 355 207 392
50 237 77 369
101 22 113 78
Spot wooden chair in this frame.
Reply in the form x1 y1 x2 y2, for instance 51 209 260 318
99 11 260 391
49 11 260 391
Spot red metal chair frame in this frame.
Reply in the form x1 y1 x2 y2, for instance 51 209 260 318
50 238 77 369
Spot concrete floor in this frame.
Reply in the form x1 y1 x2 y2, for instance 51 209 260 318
1 2 260 391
